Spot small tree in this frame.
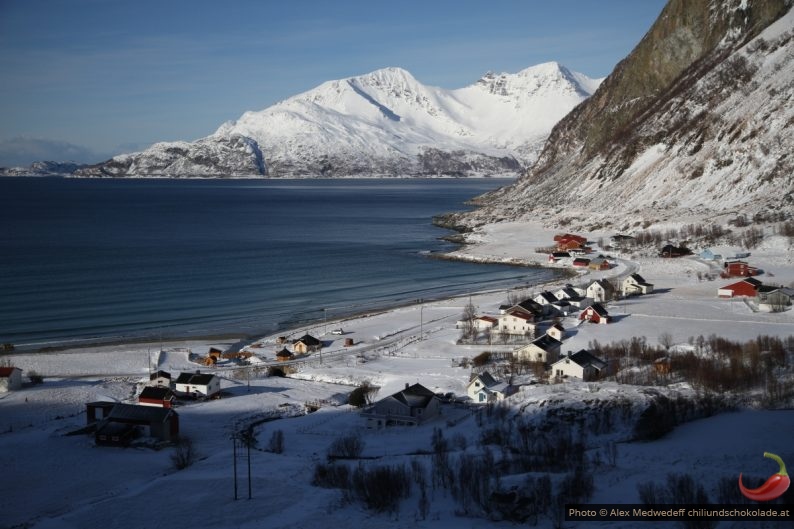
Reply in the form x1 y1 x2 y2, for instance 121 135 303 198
267 430 284 454
348 382 377 407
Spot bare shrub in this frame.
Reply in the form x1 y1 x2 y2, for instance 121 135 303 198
171 436 196 470
327 434 364 459
351 463 411 513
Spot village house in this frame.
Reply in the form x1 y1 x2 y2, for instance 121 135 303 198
553 285 591 308
293 334 322 354
756 286 794 311
499 299 544 317
362 383 441 428
551 350 607 381
572 257 591 268
551 299 573 316
498 311 537 337
466 372 515 403
698 248 722 261
722 260 761 278
579 303 610 324
717 277 763 298
275 348 294 361
174 371 221 399
622 273 654 296
138 386 176 408
660 244 690 258
610 234 635 250
554 233 588 251
90 402 179 446
457 315 499 332
588 257 611 271
0 367 23 392
148 370 172 388
533 291 560 317
545 323 565 342
586 279 615 303
515 334 562 363
548 251 571 264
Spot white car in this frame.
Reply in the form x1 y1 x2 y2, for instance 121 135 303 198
331 328 344 335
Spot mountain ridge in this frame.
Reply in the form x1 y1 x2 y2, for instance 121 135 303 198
445 0 793 230
70 62 600 178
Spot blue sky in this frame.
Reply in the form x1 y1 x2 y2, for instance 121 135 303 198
0 0 666 166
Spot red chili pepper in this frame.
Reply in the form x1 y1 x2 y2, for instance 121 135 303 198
738 452 790 502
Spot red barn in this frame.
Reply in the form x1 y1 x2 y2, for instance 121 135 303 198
573 258 591 267
717 278 763 298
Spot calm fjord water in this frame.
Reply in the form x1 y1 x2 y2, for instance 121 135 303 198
0 178 558 348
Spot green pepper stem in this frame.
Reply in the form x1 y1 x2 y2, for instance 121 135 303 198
763 452 788 477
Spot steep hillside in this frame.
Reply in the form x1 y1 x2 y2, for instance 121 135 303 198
450 0 793 229
76 63 599 178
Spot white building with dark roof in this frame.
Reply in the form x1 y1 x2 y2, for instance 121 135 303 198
174 371 220 399
551 350 607 381
362 383 440 428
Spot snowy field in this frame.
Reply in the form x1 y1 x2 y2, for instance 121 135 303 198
1 220 793 529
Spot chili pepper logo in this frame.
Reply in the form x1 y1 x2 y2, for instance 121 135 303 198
738 452 790 502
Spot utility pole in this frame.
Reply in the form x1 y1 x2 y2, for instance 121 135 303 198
233 435 238 500
419 299 424 340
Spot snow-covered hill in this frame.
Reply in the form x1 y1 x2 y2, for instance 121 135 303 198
75 63 600 178
449 0 794 229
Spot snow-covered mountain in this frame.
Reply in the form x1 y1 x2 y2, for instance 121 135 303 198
446 0 794 229
76 63 600 178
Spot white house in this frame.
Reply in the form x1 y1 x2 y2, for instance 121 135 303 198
471 316 499 331
467 372 515 403
551 350 607 381
545 323 565 342
554 285 587 299
362 383 441 428
174 371 221 399
147 370 172 388
586 279 615 303
0 367 22 392
622 273 654 296
515 334 562 363
498 311 536 337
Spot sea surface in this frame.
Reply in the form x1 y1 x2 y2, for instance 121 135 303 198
0 177 560 349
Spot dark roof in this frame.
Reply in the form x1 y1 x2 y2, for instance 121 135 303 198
742 277 763 286
512 299 543 315
566 350 607 369
531 334 562 351
0 367 21 377
175 372 217 386
551 252 570 257
587 303 609 316
757 285 778 293
537 291 557 303
471 371 498 387
106 403 175 424
149 370 171 380
276 348 294 358
139 387 174 400
591 279 614 290
391 383 437 409
294 334 321 346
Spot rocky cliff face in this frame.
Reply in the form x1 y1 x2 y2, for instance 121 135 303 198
452 0 793 229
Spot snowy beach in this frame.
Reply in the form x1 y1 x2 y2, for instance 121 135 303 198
2 218 793 529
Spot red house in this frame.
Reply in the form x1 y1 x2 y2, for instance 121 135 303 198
717 278 763 298
573 258 591 267
554 233 587 251
579 303 610 324
138 386 175 408
722 261 760 278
